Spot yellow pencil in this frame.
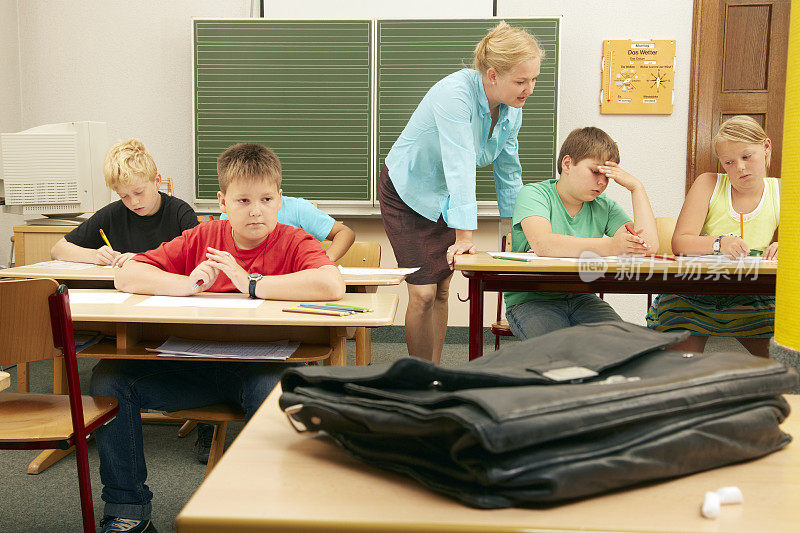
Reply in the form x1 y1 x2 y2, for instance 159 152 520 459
99 229 113 250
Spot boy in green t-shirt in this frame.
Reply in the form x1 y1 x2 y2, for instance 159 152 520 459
505 126 658 339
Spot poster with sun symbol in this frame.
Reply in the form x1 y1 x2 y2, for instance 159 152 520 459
601 39 676 114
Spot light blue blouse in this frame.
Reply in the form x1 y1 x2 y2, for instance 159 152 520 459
218 195 334 241
385 68 524 231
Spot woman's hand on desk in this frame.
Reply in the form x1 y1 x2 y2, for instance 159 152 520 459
204 247 249 294
188 260 220 293
447 240 477 270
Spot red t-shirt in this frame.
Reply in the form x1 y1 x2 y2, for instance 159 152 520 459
133 220 335 293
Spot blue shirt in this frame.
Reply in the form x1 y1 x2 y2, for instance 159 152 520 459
385 68 524 230
219 195 334 241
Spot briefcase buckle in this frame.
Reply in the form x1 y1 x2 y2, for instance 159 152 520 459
542 366 598 382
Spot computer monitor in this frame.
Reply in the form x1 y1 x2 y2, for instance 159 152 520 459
0 121 111 218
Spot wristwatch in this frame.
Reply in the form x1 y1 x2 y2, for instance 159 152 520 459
248 272 263 299
712 235 725 255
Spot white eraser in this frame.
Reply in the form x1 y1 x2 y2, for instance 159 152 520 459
716 486 743 505
701 491 721 519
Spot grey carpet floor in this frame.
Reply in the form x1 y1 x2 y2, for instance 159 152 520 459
0 334 773 532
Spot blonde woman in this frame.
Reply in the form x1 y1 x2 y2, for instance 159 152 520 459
379 21 543 363
647 116 780 357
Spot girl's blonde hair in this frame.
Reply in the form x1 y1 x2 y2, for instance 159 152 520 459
473 21 543 75
713 115 771 168
104 138 158 189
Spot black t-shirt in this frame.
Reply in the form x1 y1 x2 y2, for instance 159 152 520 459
65 192 199 253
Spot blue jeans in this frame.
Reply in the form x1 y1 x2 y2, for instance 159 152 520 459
89 359 295 520
505 294 622 340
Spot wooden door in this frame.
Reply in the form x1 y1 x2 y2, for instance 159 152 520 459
686 0 791 189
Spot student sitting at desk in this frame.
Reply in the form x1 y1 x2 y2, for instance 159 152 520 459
92 143 344 533
50 138 199 266
647 116 779 357
504 126 658 340
219 195 356 262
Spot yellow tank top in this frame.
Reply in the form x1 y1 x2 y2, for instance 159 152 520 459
702 174 780 251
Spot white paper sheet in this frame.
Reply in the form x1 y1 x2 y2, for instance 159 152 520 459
24 260 96 270
135 295 263 309
487 252 623 263
148 336 298 360
68 292 132 304
338 266 420 275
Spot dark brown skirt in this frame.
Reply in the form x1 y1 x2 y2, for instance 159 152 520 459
378 164 455 285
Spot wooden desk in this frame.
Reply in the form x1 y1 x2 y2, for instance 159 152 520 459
67 290 398 368
28 290 398 474
0 371 9 391
176 388 800 533
0 263 405 290
11 225 73 266
455 253 778 360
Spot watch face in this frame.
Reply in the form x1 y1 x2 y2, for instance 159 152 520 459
249 273 262 281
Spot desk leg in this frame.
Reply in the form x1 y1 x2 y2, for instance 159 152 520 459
468 277 484 361
355 327 371 366
326 327 347 366
17 362 29 392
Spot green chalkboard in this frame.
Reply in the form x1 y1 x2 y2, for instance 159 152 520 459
377 19 559 201
194 20 371 201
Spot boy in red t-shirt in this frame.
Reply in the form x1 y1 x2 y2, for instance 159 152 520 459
91 144 344 533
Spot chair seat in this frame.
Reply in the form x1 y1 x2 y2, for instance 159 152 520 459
0 392 118 443
165 403 245 422
491 319 514 336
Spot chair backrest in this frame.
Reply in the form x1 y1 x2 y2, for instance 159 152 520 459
321 241 381 267
655 217 678 255
197 214 215 223
159 176 175 196
0 278 61 366
503 232 512 251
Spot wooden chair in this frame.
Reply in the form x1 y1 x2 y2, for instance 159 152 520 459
0 279 119 533
648 217 678 308
166 404 245 477
158 176 174 196
322 241 381 365
197 214 215 223
491 233 515 350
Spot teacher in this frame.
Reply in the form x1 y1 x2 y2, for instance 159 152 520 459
379 21 543 363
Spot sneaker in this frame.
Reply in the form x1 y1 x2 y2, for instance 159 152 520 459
194 422 214 465
99 516 157 533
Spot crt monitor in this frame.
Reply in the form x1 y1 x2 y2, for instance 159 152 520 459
0 121 111 218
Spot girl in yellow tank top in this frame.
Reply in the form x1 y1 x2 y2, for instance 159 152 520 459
647 116 779 357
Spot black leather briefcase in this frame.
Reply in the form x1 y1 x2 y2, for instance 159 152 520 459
280 322 797 508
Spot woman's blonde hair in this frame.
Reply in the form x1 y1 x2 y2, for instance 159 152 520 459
713 115 771 168
103 138 158 189
473 21 543 75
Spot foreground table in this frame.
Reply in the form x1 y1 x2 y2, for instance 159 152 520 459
176 388 799 532
455 253 778 360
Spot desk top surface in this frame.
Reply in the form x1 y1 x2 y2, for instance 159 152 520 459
455 252 779 275
176 390 800 533
0 371 9 392
68 290 398 327
1 264 405 286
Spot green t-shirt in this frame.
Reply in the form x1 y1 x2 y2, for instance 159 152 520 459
505 179 630 307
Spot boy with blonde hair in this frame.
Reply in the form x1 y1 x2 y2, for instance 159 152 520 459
50 138 198 266
92 143 344 532
504 126 658 340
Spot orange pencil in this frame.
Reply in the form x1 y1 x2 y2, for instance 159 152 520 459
740 213 744 239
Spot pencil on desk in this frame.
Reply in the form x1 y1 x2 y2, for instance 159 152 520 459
283 307 353 316
322 303 373 312
99 229 113 250
651 254 678 261
490 255 529 262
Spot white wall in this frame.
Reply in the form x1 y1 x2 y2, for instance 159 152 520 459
1 0 695 328
0 0 24 262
